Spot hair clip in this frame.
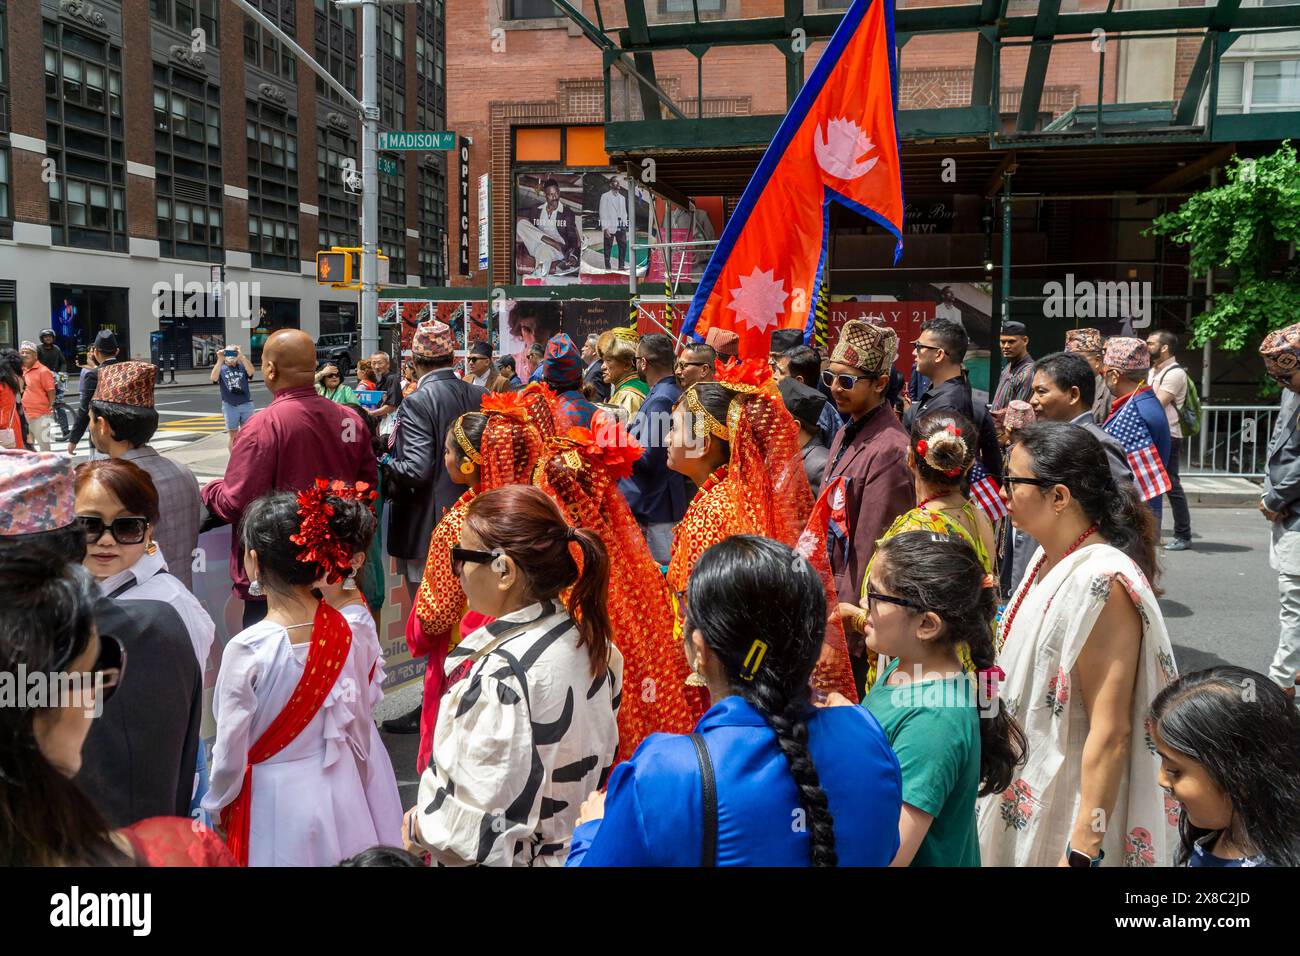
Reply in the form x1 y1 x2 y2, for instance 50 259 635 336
981 573 998 589
946 424 961 436
739 639 768 681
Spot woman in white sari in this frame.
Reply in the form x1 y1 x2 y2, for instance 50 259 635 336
977 423 1178 867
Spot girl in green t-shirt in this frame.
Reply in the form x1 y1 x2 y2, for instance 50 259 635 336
854 532 1026 866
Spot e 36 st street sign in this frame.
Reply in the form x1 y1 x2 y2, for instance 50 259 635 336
377 130 456 151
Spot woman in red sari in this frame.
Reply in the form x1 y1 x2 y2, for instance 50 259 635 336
408 390 545 772
667 359 856 702
534 413 706 758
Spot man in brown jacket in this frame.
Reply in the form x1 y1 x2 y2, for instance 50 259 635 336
462 341 511 393
821 319 915 685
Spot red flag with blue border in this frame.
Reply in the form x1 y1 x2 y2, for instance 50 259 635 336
683 0 904 359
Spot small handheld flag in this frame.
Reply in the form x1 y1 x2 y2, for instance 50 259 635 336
1104 398 1173 502
683 0 904 359
968 460 1009 524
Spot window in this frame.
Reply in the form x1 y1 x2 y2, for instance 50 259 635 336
1214 58 1300 114
507 0 561 19
150 0 218 38
246 100 299 270
418 162 447 285
44 20 126 251
658 0 724 11
512 126 607 165
0 2 8 86
314 1 357 103
317 123 359 251
243 19 297 82
154 66 223 261
0 149 10 222
379 155 406 279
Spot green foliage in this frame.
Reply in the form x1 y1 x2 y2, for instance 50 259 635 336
1149 141 1300 354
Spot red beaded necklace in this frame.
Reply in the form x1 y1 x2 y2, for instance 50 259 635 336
916 491 955 512
998 522 1100 652
694 464 729 502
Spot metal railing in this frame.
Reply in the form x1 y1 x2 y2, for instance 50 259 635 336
1183 405 1280 478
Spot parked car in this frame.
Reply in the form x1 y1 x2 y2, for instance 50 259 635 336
316 332 361 379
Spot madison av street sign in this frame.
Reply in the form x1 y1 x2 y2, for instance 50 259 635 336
378 130 456 151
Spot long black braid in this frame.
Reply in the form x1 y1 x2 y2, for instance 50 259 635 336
684 534 837 866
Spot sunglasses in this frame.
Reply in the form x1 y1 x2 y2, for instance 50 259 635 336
49 634 126 710
77 515 150 545
912 340 943 354
450 545 502 577
864 590 924 613
1001 474 1060 490
821 370 874 391
675 360 709 371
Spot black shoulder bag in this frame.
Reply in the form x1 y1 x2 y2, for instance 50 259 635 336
689 732 718 867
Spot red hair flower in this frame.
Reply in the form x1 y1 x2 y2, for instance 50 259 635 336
288 478 377 584
916 438 929 458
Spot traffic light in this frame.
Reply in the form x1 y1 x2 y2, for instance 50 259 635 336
315 251 352 286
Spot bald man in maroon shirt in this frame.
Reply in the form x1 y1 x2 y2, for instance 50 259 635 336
202 329 377 626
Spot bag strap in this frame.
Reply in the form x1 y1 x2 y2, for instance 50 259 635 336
689 732 718 867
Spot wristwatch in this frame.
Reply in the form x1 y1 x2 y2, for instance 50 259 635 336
1066 842 1104 868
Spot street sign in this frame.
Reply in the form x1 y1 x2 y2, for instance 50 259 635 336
377 156 398 176
378 130 456 151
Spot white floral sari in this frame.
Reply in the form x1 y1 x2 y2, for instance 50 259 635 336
977 543 1179 867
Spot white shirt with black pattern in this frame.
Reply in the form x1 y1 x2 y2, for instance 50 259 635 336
414 600 623 867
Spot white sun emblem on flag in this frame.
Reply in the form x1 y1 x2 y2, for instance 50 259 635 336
814 117 879 181
728 266 788 333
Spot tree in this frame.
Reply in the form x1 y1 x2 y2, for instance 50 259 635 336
1149 141 1300 354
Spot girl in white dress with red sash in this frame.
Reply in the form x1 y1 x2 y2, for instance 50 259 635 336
203 482 398 866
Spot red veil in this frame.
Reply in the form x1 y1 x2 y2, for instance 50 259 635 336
535 413 707 759
671 359 857 702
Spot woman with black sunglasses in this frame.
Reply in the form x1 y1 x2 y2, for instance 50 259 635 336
75 459 215 679
404 484 622 867
0 550 234 866
977 421 1177 868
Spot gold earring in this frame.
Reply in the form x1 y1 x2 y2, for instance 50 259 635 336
459 460 476 476
146 542 158 555
685 666 708 688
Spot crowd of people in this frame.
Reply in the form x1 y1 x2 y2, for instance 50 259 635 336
2 311 1300 870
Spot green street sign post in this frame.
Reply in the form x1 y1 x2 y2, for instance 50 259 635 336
378 130 456 151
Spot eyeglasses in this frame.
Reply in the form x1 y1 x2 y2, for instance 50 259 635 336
1001 474 1060 489
822 369 873 391
89 634 126 706
77 515 150 545
50 634 126 709
450 545 502 577
864 590 924 613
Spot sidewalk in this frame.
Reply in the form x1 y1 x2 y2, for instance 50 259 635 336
1180 475 1261 507
150 370 261 389
167 431 231 483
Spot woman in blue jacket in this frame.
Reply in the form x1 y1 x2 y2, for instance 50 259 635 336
567 534 902 866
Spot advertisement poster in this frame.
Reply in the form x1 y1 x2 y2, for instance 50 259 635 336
577 172 652 284
378 299 434 356
477 174 490 272
514 171 583 284
828 283 993 396
496 299 565 381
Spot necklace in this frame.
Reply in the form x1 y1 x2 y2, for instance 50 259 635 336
998 522 1100 652
693 464 729 502
916 492 954 511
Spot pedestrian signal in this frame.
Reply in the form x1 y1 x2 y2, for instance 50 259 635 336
316 251 353 286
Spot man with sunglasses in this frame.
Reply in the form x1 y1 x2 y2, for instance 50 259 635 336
1258 324 1300 697
820 320 914 654
904 319 1002 481
0 450 202 827
674 342 716 390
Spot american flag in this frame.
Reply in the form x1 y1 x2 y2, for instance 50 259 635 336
1104 397 1172 502
968 460 1008 523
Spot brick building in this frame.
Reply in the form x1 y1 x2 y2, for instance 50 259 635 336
0 0 449 367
